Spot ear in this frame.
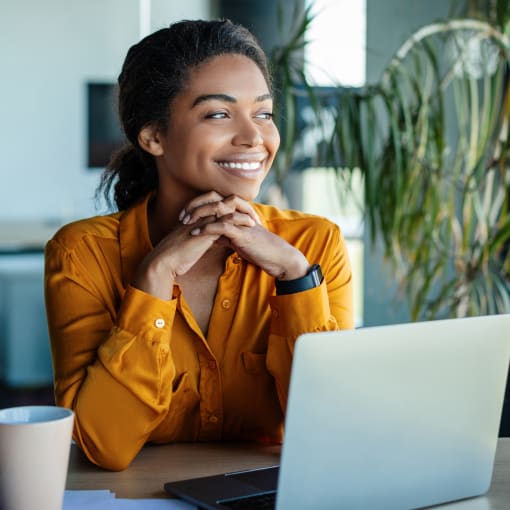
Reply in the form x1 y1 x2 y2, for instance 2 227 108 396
138 124 164 156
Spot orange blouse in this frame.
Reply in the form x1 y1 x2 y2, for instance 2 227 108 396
44 194 353 470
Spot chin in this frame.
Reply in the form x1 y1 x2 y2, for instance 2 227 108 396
238 190 259 201
219 184 262 202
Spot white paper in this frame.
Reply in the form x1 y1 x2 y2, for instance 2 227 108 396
63 490 197 510
63 490 115 509
115 499 197 509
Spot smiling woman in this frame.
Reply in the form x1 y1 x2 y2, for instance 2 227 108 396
43 19 354 471
138 54 280 206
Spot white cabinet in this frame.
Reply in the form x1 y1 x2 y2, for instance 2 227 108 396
0 254 53 387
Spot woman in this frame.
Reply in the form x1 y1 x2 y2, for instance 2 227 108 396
45 19 353 471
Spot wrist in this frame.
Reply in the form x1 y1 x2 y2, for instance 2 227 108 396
275 264 323 295
133 257 176 300
277 254 309 281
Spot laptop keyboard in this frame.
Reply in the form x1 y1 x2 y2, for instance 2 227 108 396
219 491 276 510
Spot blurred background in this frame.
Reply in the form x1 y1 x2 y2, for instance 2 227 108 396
1 0 508 435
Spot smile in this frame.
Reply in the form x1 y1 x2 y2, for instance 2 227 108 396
217 161 263 171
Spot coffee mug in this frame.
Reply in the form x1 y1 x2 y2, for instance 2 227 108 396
0 405 74 510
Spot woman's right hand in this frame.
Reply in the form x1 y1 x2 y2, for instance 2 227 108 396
132 191 256 300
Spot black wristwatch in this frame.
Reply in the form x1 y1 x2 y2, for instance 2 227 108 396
275 264 323 295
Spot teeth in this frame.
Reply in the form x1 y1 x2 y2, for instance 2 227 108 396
218 161 262 170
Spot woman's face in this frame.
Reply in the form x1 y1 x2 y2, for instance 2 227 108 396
153 53 280 202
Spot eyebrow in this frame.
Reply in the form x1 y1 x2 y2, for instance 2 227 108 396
192 93 272 107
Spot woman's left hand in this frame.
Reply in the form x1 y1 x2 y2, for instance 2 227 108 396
180 192 310 280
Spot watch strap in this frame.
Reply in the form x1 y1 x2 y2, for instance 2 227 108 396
275 264 323 295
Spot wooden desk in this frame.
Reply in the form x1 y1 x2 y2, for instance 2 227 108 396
66 442 281 499
67 439 510 508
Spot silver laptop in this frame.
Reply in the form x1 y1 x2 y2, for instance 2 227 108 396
164 314 510 509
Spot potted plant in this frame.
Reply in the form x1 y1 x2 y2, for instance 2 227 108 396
270 1 510 321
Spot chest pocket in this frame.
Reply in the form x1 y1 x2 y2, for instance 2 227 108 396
241 351 268 374
234 351 283 439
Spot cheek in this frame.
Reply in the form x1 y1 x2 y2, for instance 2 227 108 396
273 127 281 152
190 126 232 153
265 125 280 154
170 130 217 164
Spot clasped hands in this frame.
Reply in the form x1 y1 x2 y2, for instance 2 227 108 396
134 191 309 300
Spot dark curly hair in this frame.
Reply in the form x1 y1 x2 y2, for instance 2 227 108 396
98 19 271 211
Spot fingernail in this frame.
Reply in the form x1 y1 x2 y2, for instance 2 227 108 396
190 228 201 235
183 214 191 224
178 209 186 221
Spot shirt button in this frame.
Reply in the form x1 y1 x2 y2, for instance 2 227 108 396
209 415 218 423
221 299 231 310
272 309 279 318
154 318 165 328
208 360 217 370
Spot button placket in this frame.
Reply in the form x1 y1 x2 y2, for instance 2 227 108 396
206 254 243 361
197 351 223 440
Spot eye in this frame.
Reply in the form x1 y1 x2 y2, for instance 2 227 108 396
206 111 229 119
255 112 274 120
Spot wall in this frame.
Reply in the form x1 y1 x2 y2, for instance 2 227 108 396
0 0 210 388
217 0 303 54
363 0 452 326
0 0 210 223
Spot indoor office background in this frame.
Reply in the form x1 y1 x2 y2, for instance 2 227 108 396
0 0 508 435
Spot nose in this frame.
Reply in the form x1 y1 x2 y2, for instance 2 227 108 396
232 116 263 147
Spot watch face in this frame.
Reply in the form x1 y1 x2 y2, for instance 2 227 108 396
310 264 323 286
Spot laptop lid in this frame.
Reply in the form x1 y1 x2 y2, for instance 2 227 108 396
276 314 510 510
165 315 510 510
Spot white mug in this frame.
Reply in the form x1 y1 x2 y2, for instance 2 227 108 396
0 405 74 510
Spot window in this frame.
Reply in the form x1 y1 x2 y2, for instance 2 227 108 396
305 0 366 87
301 0 367 326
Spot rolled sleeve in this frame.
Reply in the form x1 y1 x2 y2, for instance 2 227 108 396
268 281 331 339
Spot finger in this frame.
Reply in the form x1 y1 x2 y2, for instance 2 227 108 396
179 191 224 222
184 214 217 233
222 195 261 224
184 200 235 225
185 195 261 225
190 216 255 236
217 212 257 228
